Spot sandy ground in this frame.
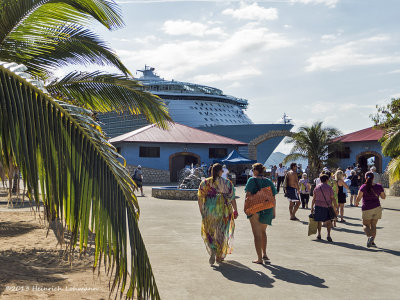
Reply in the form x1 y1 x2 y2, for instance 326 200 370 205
0 190 117 300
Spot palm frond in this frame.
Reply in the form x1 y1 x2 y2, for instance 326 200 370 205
0 0 123 44
0 63 159 299
382 126 400 157
386 156 400 184
1 24 130 76
283 152 307 165
47 71 172 129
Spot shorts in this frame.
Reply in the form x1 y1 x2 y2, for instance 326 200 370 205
285 186 300 201
247 208 274 225
134 179 143 188
349 186 359 195
362 206 382 220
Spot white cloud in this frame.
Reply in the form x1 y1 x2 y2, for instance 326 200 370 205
222 3 278 21
192 67 262 83
290 0 339 8
162 20 225 37
306 35 400 72
117 25 294 78
309 102 375 114
388 69 400 74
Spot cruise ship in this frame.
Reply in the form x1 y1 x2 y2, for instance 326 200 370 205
98 66 293 162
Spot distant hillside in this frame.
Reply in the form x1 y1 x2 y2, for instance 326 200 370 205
264 152 308 168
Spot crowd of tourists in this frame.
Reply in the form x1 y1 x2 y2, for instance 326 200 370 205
197 162 386 266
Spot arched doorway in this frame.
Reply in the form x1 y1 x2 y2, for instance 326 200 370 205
356 151 382 173
169 152 200 182
248 130 294 160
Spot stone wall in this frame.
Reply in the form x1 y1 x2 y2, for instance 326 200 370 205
127 165 170 184
152 187 198 200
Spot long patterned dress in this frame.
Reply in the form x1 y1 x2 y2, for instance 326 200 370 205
198 177 235 260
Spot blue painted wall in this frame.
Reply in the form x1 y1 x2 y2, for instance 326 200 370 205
114 142 241 170
200 124 294 163
335 141 391 172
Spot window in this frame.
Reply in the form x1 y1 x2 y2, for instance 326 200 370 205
209 148 228 158
139 146 160 157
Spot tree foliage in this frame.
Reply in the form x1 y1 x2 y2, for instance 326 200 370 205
372 98 400 181
283 121 342 180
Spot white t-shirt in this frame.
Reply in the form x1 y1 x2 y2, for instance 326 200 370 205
222 168 229 179
345 169 352 177
276 167 286 177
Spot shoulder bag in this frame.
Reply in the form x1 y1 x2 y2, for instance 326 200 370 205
320 187 336 220
244 178 275 216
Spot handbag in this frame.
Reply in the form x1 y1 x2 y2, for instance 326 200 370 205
308 213 318 236
321 188 336 220
244 177 275 216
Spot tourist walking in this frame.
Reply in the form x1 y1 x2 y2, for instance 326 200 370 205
334 170 349 223
311 173 338 242
132 165 144 196
276 163 286 193
370 166 382 185
244 163 276 264
355 171 386 247
299 173 311 209
198 163 238 265
326 170 338 226
271 165 277 186
348 170 360 206
285 163 301 220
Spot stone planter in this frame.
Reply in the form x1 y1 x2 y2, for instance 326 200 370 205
152 187 198 200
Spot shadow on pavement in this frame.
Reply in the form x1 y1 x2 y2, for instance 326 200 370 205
332 227 364 235
341 215 361 221
383 207 400 212
213 260 274 288
263 264 328 288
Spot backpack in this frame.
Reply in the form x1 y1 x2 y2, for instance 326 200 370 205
133 169 141 180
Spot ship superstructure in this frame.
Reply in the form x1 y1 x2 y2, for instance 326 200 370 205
136 66 252 128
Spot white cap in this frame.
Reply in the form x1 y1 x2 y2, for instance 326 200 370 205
138 165 142 168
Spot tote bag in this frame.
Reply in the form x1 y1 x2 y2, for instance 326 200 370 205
244 178 275 216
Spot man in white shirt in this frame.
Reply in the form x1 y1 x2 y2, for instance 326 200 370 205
276 163 286 193
345 166 352 178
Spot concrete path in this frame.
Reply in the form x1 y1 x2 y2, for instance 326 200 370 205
138 185 400 300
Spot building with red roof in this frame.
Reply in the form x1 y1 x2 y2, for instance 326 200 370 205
110 123 248 182
331 127 389 173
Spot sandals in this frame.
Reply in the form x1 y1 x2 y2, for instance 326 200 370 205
252 260 263 265
317 235 322 240
327 236 333 242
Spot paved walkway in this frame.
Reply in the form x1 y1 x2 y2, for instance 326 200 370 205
138 185 400 300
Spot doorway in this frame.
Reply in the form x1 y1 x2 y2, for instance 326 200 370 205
356 151 382 173
169 152 200 182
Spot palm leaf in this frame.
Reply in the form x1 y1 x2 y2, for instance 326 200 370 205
47 71 172 129
1 24 130 76
0 63 159 299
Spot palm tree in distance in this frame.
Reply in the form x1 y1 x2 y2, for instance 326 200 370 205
283 122 342 180
0 0 171 298
373 98 400 182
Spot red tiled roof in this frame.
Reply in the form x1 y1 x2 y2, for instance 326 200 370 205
331 127 384 143
109 123 247 146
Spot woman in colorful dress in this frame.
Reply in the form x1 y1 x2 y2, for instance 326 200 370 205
198 163 238 265
299 173 311 209
326 170 338 227
355 171 386 247
245 163 277 264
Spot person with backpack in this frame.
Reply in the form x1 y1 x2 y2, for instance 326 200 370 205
133 165 144 196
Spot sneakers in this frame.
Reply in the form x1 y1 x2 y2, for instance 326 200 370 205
367 236 374 248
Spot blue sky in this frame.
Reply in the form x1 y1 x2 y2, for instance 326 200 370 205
97 0 399 153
